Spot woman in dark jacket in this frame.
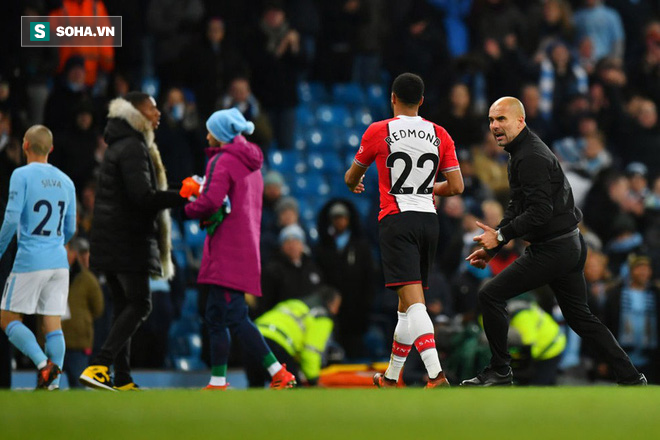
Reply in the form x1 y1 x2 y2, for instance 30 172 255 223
82 92 187 391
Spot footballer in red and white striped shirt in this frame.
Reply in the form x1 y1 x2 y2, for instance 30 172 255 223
345 73 464 389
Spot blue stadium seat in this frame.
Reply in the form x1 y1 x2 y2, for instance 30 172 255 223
182 288 199 319
298 81 328 104
323 152 345 175
341 128 363 153
168 314 201 354
268 150 307 175
332 83 366 107
304 127 331 151
316 104 353 128
303 219 319 244
292 130 307 151
350 195 371 220
328 174 350 198
299 199 316 224
171 221 183 248
365 84 386 107
365 84 390 119
353 107 374 130
344 152 357 169
295 104 316 128
306 152 326 172
183 219 206 256
291 174 330 198
169 324 206 371
304 127 342 152
304 194 329 214
172 355 206 372
173 250 187 271
307 152 344 175
171 221 187 270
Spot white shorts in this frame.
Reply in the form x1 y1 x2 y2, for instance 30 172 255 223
1 269 69 315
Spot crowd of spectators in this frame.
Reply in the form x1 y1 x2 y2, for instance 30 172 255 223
1 0 660 386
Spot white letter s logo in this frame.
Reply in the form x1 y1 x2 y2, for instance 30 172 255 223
35 24 45 39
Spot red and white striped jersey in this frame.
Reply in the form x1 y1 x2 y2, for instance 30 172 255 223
354 115 460 221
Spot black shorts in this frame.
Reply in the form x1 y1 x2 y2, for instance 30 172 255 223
378 211 439 290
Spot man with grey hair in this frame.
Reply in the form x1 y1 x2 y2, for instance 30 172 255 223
0 124 77 390
260 224 322 315
462 97 645 386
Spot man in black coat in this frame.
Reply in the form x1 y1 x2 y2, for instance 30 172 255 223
315 200 374 359
80 92 187 391
462 96 645 386
246 3 304 149
43 56 90 135
260 224 323 316
48 101 99 193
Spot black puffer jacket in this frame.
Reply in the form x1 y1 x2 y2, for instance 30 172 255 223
90 105 185 276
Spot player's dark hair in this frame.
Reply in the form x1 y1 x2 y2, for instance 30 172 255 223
392 73 424 106
124 91 151 109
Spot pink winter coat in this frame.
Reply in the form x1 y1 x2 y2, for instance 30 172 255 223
184 136 264 296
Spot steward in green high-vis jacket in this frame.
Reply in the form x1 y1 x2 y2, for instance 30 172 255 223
250 287 342 386
508 299 566 385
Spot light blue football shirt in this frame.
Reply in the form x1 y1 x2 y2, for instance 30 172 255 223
0 162 76 272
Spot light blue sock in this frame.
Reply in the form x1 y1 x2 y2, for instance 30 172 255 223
5 321 48 369
45 330 65 387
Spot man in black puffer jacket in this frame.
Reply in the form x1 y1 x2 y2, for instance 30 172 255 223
80 92 187 391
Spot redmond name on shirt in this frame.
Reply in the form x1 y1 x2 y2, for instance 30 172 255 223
385 129 440 148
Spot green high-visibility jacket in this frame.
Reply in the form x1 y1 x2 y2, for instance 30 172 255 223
510 303 566 361
256 299 333 381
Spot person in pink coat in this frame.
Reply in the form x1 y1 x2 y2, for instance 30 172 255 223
185 108 295 390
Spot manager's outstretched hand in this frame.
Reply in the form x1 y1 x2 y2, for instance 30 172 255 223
466 248 492 269
473 220 499 250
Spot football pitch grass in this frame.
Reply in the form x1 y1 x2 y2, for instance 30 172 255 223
1 387 659 439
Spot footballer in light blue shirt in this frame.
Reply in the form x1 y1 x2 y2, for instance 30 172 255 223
0 125 76 389
0 157 76 272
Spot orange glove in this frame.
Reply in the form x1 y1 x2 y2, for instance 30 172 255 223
180 176 204 200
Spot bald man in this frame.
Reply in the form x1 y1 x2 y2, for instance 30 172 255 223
0 125 76 389
461 97 646 386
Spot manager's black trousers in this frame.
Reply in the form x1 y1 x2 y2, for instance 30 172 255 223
92 272 152 384
478 232 639 382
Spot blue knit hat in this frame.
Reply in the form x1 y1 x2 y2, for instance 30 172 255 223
206 108 255 142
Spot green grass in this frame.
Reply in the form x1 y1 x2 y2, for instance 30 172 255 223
1 387 659 439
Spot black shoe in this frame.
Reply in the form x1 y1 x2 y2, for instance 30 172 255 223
36 360 61 390
618 373 648 386
461 366 513 387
